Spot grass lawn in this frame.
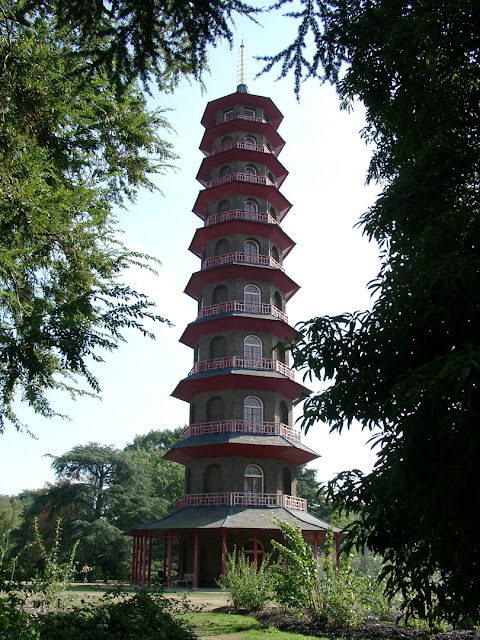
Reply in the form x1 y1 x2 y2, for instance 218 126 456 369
186 611 326 640
64 586 327 639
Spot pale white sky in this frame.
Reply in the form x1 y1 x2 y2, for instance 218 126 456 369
1 11 381 496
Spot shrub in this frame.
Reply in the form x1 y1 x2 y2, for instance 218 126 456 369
33 589 198 640
271 518 321 616
220 548 273 611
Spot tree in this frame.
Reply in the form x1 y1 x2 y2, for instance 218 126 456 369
296 465 333 522
0 495 23 537
261 0 480 625
0 8 176 431
49 443 128 519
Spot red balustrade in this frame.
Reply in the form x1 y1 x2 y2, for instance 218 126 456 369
202 252 284 271
188 356 294 380
180 419 301 442
175 492 307 511
205 209 278 227
209 173 275 188
211 141 274 156
217 114 267 125
197 300 287 323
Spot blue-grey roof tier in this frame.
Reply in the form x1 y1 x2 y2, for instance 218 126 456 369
126 506 341 535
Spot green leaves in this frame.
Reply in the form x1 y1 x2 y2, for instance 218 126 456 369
0 13 173 429
275 0 480 626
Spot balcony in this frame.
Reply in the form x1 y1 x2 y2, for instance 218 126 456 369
202 252 284 272
181 419 300 442
188 356 294 380
197 300 288 323
209 173 275 189
211 141 274 156
216 113 267 125
205 208 278 227
175 492 307 511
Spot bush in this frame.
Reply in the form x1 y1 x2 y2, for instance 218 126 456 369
33 589 197 640
220 548 273 611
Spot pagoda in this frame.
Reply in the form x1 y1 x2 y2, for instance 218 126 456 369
127 71 342 587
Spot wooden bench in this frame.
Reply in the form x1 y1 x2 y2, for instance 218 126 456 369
174 573 194 587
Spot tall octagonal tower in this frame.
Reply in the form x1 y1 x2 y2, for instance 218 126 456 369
128 83 342 587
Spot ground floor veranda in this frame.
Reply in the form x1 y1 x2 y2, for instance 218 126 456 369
128 509 342 588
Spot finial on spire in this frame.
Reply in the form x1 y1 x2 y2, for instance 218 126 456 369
236 40 249 93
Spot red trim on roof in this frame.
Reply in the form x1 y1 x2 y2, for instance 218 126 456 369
196 149 288 187
184 264 300 301
188 221 295 258
179 314 297 348
193 183 292 220
164 441 318 466
171 369 311 404
200 121 285 156
201 93 283 130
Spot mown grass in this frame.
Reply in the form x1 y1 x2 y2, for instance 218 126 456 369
186 611 326 640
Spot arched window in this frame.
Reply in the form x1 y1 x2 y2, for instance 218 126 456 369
244 240 259 263
213 284 228 305
215 238 229 256
279 400 289 426
282 468 292 495
244 199 258 213
219 164 232 177
221 135 233 146
244 165 257 178
244 464 264 499
269 206 278 220
244 396 263 429
210 335 227 359
185 468 192 494
271 245 280 264
267 171 275 184
244 335 262 366
204 464 223 492
206 396 225 422
273 290 283 312
244 135 256 147
190 402 196 425
217 199 231 214
244 285 261 312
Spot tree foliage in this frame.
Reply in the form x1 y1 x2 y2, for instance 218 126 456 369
8 429 183 578
0 7 177 430
263 0 480 625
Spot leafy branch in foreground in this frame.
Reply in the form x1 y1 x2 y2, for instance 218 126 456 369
0 12 174 430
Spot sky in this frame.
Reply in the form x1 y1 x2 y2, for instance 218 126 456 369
0 10 382 497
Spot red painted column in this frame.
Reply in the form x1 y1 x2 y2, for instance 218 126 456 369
131 535 136 584
167 532 173 587
193 530 199 588
141 532 147 586
163 537 167 573
147 535 152 584
178 539 182 575
221 529 227 578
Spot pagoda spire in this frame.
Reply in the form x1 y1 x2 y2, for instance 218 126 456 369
236 39 248 93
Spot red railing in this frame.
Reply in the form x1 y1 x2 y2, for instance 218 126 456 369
188 356 294 380
217 114 267 125
209 173 275 188
175 492 307 511
211 141 274 156
205 209 278 227
202 252 284 271
181 419 301 442
197 300 288 323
